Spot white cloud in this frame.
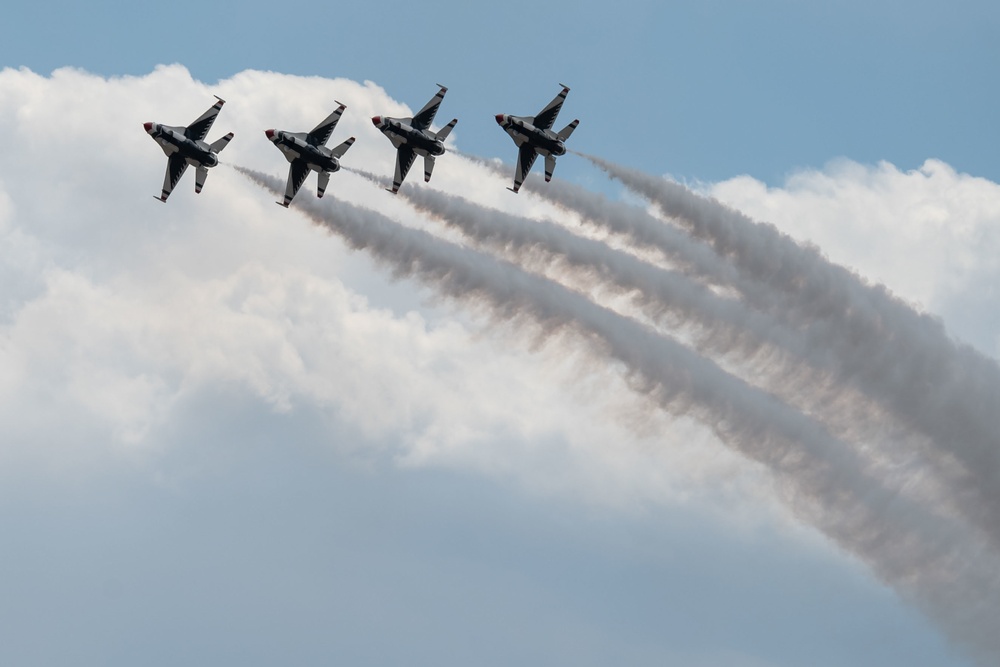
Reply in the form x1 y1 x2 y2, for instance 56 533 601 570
706 158 1000 353
0 64 756 514
0 65 987 667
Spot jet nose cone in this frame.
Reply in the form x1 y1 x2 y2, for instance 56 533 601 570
371 116 381 126
143 122 153 133
265 129 275 140
495 114 505 124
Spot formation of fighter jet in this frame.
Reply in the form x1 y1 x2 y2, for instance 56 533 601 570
265 103 356 207
145 85 581 203
495 85 579 193
144 96 234 202
371 85 458 194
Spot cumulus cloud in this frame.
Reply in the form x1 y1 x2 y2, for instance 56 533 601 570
0 64 995 666
707 159 1000 352
0 64 746 510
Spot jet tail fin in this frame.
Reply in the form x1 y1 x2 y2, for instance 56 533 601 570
317 171 331 198
195 166 209 193
209 132 235 153
424 155 435 182
434 118 458 142
330 136 355 159
556 119 579 142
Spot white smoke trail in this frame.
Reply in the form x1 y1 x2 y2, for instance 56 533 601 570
578 153 1000 551
240 165 1000 663
373 175 992 568
463 152 1000 554
453 151 743 289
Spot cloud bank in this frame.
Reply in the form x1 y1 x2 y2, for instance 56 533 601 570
0 64 995 666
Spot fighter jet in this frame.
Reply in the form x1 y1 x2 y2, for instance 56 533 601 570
143 96 234 202
265 103 356 207
495 85 579 193
372 85 458 194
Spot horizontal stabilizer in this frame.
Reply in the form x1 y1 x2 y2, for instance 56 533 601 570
556 119 579 142
317 171 330 198
195 165 209 193
424 155 435 182
434 119 458 142
544 155 557 182
209 132 235 153
331 136 355 159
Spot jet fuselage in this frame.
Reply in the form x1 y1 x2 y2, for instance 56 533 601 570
495 115 566 157
144 123 219 167
267 131 341 174
372 117 446 157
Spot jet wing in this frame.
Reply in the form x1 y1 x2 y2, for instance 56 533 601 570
306 103 346 147
158 154 188 201
391 146 418 193
410 85 448 131
280 160 311 207
512 145 538 193
531 85 570 132
185 96 226 142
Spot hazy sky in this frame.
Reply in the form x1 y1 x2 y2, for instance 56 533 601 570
0 3 997 666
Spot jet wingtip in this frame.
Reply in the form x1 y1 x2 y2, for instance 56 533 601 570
214 95 226 105
275 201 290 208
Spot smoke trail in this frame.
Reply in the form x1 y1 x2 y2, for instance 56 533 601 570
579 152 1000 549
239 165 1000 662
453 151 744 290
370 176 989 557
462 151 1000 550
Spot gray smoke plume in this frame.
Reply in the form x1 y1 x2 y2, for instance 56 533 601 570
453 151 744 289
239 166 1000 662
577 152 1000 551
367 174 995 564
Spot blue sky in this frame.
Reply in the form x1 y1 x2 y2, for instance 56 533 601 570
3 1 998 183
0 2 997 666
